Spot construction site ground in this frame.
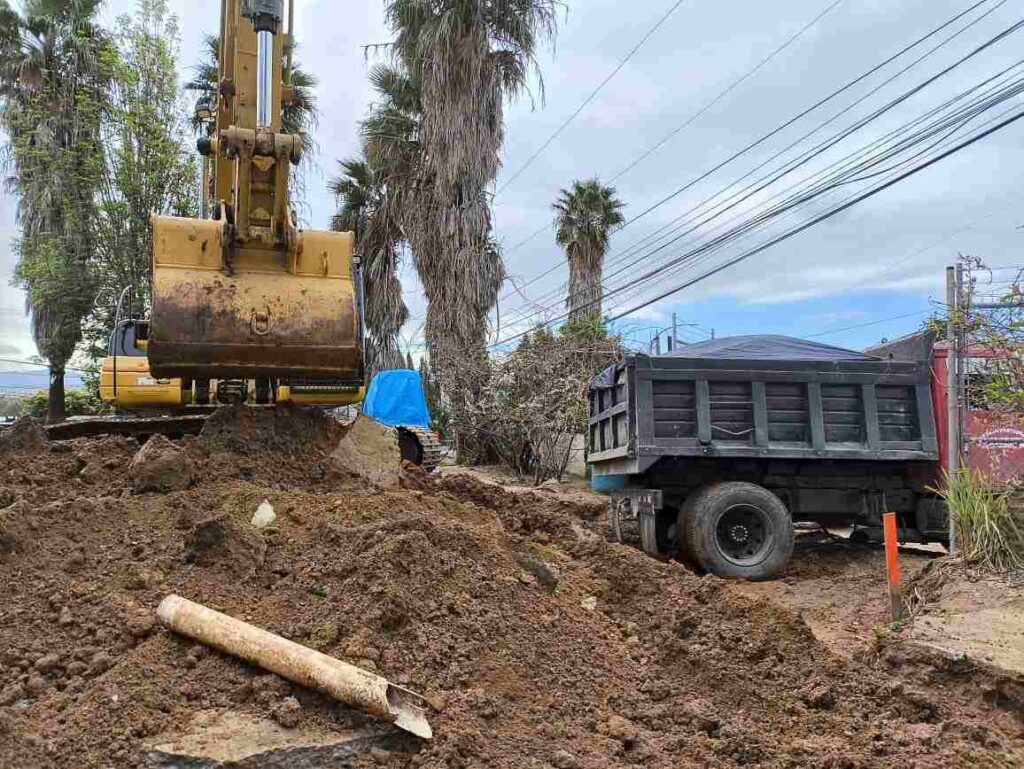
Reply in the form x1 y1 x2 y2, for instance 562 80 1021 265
0 409 1021 768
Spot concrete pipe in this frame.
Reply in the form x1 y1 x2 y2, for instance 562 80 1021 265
156 594 432 739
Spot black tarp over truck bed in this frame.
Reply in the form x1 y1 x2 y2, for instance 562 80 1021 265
589 335 939 477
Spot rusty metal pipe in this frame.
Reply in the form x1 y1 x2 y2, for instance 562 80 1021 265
156 595 432 739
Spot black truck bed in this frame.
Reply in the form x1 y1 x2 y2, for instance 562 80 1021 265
588 335 939 477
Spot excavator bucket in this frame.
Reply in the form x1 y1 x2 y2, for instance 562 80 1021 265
147 214 363 383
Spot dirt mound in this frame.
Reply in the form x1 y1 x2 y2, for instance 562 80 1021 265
0 417 1021 767
199 403 344 454
0 416 46 454
330 415 402 488
131 435 195 493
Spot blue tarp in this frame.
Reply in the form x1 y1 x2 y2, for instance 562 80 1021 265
362 369 432 429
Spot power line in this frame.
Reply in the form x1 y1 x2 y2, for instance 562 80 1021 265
496 0 1002 324
501 12 1022 331
604 107 1024 324
492 0 849 292
610 0 847 182
809 309 931 338
492 83 1024 348
0 357 89 374
494 0 689 197
595 74 1024 318
587 1 1012 294
596 93 1024 319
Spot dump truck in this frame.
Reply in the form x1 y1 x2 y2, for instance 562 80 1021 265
588 333 1024 580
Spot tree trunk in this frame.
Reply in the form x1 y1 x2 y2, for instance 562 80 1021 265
48 366 66 424
567 246 604 323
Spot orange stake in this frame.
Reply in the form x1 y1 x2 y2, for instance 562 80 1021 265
882 512 904 621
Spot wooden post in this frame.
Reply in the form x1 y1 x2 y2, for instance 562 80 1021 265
882 512 904 621
946 265 960 554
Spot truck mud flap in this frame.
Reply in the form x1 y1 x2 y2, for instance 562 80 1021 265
610 489 663 555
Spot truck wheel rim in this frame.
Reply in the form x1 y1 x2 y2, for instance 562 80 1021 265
715 504 773 566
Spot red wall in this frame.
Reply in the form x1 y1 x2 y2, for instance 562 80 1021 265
932 344 1024 485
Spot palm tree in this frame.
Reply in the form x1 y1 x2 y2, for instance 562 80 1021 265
1 0 110 423
329 155 408 374
385 0 557 459
553 179 625 324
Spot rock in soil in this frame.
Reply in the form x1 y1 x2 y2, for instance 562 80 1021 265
130 434 194 493
329 415 402 488
183 514 266 574
801 682 836 710
142 709 402 767
271 696 302 728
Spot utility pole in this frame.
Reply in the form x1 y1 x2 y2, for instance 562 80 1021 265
671 313 678 352
945 265 960 554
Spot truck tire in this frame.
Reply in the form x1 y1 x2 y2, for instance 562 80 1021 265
680 482 793 581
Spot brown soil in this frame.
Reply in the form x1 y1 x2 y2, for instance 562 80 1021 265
0 417 46 454
732 533 939 659
198 403 345 454
0 414 1021 768
906 558 1024 677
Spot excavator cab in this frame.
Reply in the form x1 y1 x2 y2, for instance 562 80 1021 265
100 319 186 408
147 0 364 405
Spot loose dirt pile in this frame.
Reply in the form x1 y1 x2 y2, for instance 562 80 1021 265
0 409 1021 768
0 416 46 455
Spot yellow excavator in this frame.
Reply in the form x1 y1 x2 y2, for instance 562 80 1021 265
100 0 362 409
147 0 363 404
83 0 440 468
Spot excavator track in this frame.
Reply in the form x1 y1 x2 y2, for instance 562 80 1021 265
45 414 210 441
396 426 443 472
46 413 444 472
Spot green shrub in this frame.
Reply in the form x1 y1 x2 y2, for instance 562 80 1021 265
938 468 1024 572
22 389 106 419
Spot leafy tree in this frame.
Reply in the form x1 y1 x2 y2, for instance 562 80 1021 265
383 0 557 461
473 323 621 483
87 0 198 357
1 0 111 423
329 154 407 374
0 394 24 418
553 178 625 323
956 258 1024 412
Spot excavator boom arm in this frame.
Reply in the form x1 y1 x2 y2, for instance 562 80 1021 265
147 0 363 387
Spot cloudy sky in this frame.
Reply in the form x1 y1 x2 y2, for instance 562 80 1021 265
2 0 1023 368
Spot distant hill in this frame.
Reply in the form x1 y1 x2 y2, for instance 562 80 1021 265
0 369 86 396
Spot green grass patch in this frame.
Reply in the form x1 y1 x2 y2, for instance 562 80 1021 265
937 468 1024 573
